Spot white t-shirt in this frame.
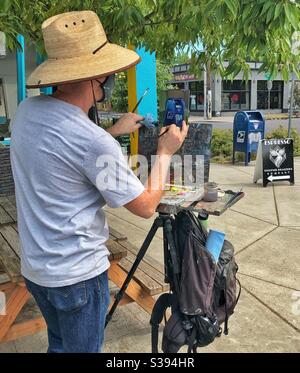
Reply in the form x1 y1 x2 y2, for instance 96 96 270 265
10 96 144 287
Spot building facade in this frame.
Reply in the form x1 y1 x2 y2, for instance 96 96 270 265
0 45 38 125
170 62 296 116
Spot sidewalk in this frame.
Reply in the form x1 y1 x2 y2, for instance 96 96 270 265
1 160 299 352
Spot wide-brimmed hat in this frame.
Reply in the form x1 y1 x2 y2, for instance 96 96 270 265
26 10 141 88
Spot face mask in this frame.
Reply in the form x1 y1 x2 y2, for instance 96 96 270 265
90 75 116 126
97 74 115 103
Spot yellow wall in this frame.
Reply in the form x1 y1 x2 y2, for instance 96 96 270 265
127 46 139 157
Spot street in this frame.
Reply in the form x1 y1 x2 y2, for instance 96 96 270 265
190 116 300 134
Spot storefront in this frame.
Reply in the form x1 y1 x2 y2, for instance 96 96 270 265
257 80 283 110
170 62 292 115
221 80 251 111
189 81 204 112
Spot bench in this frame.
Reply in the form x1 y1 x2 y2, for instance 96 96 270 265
0 196 169 342
108 227 169 314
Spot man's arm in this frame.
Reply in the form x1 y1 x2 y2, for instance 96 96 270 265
107 113 144 137
125 122 188 219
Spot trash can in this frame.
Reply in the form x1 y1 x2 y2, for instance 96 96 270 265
233 111 265 166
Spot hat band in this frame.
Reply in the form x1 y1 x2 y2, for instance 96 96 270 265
93 40 108 55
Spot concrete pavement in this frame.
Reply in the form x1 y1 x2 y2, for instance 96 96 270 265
0 159 299 353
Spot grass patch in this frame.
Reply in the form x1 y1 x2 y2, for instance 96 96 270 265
211 126 300 163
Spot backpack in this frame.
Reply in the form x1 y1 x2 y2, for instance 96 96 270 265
150 210 241 353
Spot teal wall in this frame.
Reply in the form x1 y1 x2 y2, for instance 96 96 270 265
135 47 158 121
16 35 26 104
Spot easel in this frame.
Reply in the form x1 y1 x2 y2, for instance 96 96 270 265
106 212 181 326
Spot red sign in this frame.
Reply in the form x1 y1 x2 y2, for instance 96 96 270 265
174 74 196 82
231 94 239 103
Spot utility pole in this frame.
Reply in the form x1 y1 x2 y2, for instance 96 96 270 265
289 31 300 138
203 60 212 120
206 59 212 119
203 65 207 119
288 73 295 138
267 80 273 114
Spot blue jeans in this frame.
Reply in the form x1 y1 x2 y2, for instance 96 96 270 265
24 271 110 353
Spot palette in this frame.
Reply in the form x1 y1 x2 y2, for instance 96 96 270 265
158 187 244 216
160 184 205 207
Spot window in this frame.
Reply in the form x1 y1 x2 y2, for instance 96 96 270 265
222 80 251 111
257 80 283 109
189 81 204 111
173 83 185 90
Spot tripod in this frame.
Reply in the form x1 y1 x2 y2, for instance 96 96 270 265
105 212 181 327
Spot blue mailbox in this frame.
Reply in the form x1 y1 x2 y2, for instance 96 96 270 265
233 111 265 166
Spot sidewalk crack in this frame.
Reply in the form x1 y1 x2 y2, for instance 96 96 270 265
236 226 278 255
230 209 278 227
242 286 300 334
238 272 300 292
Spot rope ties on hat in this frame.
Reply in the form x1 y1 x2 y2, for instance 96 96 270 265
93 40 108 55
91 81 100 126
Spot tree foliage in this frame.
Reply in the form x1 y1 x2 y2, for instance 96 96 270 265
111 60 175 112
111 72 128 112
156 60 175 93
1 0 300 79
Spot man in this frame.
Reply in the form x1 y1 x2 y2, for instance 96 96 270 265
10 10 188 353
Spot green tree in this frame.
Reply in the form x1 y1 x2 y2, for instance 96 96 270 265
156 60 175 95
111 59 175 113
111 73 128 113
1 0 300 79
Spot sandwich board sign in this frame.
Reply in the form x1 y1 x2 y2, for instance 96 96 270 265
253 138 295 187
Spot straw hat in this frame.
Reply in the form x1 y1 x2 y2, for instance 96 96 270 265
26 10 141 88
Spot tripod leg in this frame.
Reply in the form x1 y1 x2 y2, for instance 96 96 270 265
163 225 169 283
105 216 163 327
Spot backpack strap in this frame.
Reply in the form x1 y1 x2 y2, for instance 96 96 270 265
224 280 229 335
223 277 242 336
150 293 173 353
236 278 242 304
187 327 197 353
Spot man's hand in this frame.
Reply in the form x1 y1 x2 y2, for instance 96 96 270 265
157 121 189 156
124 121 189 219
107 113 144 137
